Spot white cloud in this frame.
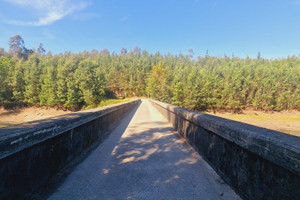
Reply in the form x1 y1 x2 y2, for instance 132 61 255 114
4 0 91 26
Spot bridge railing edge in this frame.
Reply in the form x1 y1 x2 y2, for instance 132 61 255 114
149 99 300 200
0 99 140 200
0 100 140 160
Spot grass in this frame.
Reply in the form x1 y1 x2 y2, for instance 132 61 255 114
0 99 132 128
98 99 130 107
214 114 300 121
207 111 300 137
82 99 130 110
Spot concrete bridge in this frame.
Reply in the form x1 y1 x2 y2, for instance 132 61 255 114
0 100 299 200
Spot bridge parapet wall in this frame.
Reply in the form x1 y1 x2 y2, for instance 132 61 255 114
150 100 300 200
0 100 140 200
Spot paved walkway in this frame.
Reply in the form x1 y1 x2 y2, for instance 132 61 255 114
48 100 240 200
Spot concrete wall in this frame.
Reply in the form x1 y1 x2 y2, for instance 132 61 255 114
150 100 300 200
0 100 139 200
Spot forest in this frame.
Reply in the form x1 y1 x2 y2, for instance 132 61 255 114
0 35 299 112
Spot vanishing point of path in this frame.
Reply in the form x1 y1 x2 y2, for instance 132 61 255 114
48 100 240 200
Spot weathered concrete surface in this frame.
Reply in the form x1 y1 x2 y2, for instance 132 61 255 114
150 100 300 200
49 100 240 200
0 100 139 200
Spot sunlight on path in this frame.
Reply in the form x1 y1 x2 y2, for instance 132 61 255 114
48 100 240 200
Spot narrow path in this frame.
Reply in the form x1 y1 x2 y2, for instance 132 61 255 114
49 100 240 200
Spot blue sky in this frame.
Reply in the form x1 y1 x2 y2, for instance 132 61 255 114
0 0 300 58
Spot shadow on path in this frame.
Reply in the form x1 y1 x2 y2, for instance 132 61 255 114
31 102 141 200
93 126 229 200
47 100 240 200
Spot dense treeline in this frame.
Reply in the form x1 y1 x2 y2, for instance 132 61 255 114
0 35 299 111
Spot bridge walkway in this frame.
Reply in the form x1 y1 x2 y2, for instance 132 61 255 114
48 100 240 200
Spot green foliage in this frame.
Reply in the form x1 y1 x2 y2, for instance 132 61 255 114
23 55 42 105
9 35 34 60
172 82 184 107
0 57 14 105
146 62 170 101
0 36 299 111
39 65 57 106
